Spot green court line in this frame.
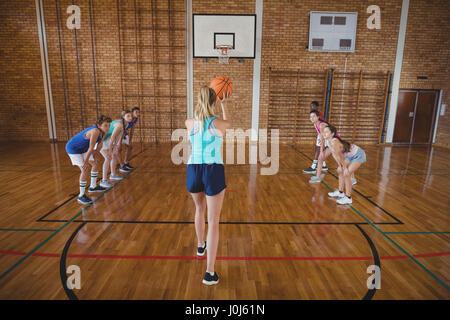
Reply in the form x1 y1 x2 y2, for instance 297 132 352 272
384 232 450 234
0 168 136 281
321 180 450 291
0 228 58 232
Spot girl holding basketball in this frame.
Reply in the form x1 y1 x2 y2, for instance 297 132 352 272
65 115 111 204
185 86 231 285
99 110 132 188
323 124 366 205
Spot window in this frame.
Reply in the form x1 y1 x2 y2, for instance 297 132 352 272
312 38 324 47
320 16 333 25
340 39 352 48
334 16 346 25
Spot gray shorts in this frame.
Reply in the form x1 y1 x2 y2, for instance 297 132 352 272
345 147 366 163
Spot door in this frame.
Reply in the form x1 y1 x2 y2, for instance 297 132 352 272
393 91 416 143
393 90 438 144
411 91 438 144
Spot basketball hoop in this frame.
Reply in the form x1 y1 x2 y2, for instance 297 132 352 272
215 45 233 64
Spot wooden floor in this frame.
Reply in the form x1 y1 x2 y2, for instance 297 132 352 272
0 141 448 299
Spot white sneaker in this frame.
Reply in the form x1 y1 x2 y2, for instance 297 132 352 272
337 196 352 205
309 176 321 183
100 180 113 188
351 178 357 185
328 190 344 198
110 174 123 181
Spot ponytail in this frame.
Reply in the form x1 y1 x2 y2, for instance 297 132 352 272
194 86 217 131
326 124 351 153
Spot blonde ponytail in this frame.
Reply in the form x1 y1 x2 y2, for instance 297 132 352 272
194 86 216 131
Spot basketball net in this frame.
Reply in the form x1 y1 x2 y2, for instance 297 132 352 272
216 45 233 64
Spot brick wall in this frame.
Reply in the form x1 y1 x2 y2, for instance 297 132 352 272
0 0 49 141
0 0 448 146
399 0 450 147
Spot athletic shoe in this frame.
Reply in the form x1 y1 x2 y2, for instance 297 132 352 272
351 178 357 185
119 166 131 173
328 190 344 198
124 163 134 170
337 196 352 205
77 194 92 205
322 166 328 171
197 242 207 256
110 174 123 181
202 272 219 286
88 185 107 193
100 180 113 189
303 166 316 174
309 176 321 183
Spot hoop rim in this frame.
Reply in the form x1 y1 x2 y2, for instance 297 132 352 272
214 45 234 49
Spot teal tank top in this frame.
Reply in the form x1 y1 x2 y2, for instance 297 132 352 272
188 116 223 164
104 120 123 141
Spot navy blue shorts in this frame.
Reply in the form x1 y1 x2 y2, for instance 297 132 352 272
186 164 226 196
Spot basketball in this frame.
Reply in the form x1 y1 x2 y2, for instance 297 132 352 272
209 76 233 100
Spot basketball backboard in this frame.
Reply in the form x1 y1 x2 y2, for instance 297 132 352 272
193 14 256 59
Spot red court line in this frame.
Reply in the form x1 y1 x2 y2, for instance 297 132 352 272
0 249 449 261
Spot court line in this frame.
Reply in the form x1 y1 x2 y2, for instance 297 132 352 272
37 219 401 225
384 232 450 234
0 228 58 232
36 194 79 221
320 180 450 291
355 224 380 300
60 222 85 300
0 156 143 281
290 145 404 224
0 249 448 261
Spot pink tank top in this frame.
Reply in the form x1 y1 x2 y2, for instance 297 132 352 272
315 121 326 134
344 144 359 158
316 121 341 138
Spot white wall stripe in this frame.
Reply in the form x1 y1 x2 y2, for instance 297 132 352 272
185 0 194 118
35 0 57 140
386 0 410 143
251 0 263 141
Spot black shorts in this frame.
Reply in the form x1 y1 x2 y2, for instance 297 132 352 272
186 164 226 196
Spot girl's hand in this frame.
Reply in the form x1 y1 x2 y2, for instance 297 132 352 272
81 161 90 172
219 91 230 105
343 167 350 176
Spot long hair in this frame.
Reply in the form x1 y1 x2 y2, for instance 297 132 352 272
121 109 131 130
326 124 351 153
310 110 326 123
194 86 217 131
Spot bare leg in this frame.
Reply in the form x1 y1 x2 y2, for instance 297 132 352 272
124 143 132 164
205 189 225 273
91 152 101 172
116 143 125 168
111 145 119 176
337 166 344 191
316 148 331 178
191 192 207 245
344 162 362 197
101 149 111 180
80 166 89 182
314 146 320 161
